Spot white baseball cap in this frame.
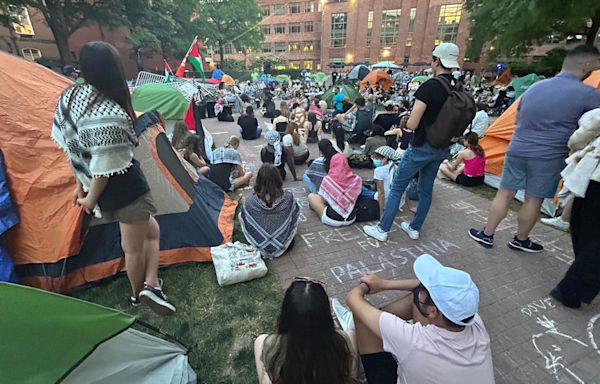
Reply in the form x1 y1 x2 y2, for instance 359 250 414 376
413 254 479 326
432 43 460 69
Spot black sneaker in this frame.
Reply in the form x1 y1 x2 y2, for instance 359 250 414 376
130 296 142 307
508 236 544 253
139 280 176 316
468 228 494 248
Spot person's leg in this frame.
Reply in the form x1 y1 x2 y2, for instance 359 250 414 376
119 221 150 297
255 127 263 139
232 171 253 190
303 173 318 194
516 194 543 240
561 197 573 222
361 185 376 199
410 154 446 231
483 188 517 236
198 166 210 176
142 216 161 288
308 193 327 217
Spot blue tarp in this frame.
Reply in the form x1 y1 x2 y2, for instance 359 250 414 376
0 150 19 283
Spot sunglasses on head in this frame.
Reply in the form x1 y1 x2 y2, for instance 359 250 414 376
293 276 326 286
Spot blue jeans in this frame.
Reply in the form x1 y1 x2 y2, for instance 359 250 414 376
240 127 262 140
361 186 376 199
379 143 449 232
303 173 319 194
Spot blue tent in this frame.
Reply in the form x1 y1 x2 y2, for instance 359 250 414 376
0 150 19 283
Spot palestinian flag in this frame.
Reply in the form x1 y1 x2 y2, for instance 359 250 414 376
164 59 173 83
176 38 205 79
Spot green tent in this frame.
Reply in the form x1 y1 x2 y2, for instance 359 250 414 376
322 84 360 107
0 283 195 383
275 74 291 83
311 72 327 83
410 75 430 83
132 83 189 120
509 73 541 99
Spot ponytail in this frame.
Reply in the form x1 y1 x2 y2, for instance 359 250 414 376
465 132 484 157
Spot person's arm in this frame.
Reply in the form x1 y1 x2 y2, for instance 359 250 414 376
375 179 385 216
346 283 384 338
384 128 401 136
449 151 466 171
406 99 427 131
188 153 207 168
77 176 109 214
285 147 298 180
236 164 246 178
360 274 420 293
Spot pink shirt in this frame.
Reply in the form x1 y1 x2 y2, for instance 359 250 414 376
379 312 495 384
464 155 486 177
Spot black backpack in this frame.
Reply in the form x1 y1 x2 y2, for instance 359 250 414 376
425 77 476 148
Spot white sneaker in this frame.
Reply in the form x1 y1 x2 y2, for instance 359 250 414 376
540 217 569 232
331 298 355 331
363 224 388 242
401 221 419 240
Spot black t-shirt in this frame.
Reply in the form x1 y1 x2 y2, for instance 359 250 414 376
261 147 288 180
208 163 235 191
98 159 150 211
238 115 259 139
411 74 452 147
374 112 400 132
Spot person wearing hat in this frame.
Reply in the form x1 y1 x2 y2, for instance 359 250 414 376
361 146 403 217
363 43 461 242
346 254 494 384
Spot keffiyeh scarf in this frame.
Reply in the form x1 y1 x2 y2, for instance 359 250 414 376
265 131 282 166
319 154 362 219
240 191 300 259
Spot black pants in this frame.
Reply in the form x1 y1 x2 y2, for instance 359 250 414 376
294 151 310 165
557 181 600 304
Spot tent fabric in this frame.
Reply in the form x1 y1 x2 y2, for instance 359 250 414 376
0 282 135 383
359 69 393 91
311 72 327 83
321 85 361 107
348 65 370 80
372 61 402 70
132 83 189 120
492 69 512 86
0 150 18 236
221 74 235 85
0 282 196 384
0 53 231 293
508 73 540 99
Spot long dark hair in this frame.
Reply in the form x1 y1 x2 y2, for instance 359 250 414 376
332 124 346 152
318 139 336 172
181 134 203 160
171 121 188 149
465 132 484 157
79 41 135 121
307 112 318 128
268 281 354 384
254 163 283 207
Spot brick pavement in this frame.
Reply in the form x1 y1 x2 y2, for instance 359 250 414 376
205 113 600 384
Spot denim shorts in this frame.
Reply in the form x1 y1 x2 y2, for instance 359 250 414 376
500 155 564 198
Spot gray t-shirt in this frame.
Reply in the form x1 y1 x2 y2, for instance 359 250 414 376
507 72 600 160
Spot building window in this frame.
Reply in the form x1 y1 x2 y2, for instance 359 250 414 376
10 6 35 35
274 4 284 15
315 21 322 32
316 61 321 70
380 9 401 47
290 61 301 70
274 24 285 34
330 57 344 67
289 42 301 52
403 55 410 65
289 2 301 14
314 40 321 50
304 1 314 12
303 41 314 52
261 5 270 16
21 48 42 61
366 11 373 47
330 13 347 48
261 43 272 53
261 25 270 35
275 42 286 52
304 21 314 33
435 4 462 45
289 22 301 33
303 61 313 70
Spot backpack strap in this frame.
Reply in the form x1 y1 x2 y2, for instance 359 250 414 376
432 76 454 94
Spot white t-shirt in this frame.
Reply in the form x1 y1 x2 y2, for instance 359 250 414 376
373 163 395 201
283 134 308 157
468 110 490 137
331 140 352 157
319 100 328 114
379 313 495 384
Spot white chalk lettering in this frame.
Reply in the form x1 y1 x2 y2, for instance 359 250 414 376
300 232 317 248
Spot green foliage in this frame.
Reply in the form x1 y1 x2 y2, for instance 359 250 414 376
508 48 568 77
465 0 600 59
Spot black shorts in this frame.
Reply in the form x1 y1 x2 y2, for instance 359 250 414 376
456 173 485 187
361 352 398 384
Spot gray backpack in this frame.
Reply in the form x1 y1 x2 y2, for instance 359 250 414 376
425 77 476 148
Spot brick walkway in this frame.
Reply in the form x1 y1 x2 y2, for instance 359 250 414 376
205 113 600 384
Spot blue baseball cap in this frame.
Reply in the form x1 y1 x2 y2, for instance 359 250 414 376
413 254 479 326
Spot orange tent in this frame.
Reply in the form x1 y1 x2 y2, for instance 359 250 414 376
492 69 512 86
481 70 600 176
359 69 393 91
221 74 235 85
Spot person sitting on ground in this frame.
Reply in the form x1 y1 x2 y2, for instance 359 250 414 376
261 130 298 181
272 110 289 132
317 95 328 116
240 164 300 260
215 97 234 122
209 136 252 192
373 102 400 133
308 153 361 227
364 125 388 157
279 100 291 119
240 94 252 115
283 122 310 165
263 94 276 119
331 122 353 157
345 254 494 384
254 277 359 384
333 87 346 114
308 98 324 121
349 98 373 145
304 112 323 143
439 132 486 187
383 114 411 151
342 97 353 113
291 102 307 126
470 103 490 138
303 139 337 194
170 121 189 150
177 134 210 176
361 146 402 217
238 106 262 140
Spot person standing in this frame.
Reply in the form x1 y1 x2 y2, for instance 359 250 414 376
51 42 175 315
333 87 346 114
469 45 600 252
363 43 466 242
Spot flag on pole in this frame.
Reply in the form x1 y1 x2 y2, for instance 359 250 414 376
175 36 205 79
164 59 173 83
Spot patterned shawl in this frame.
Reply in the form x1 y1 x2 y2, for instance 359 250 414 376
304 157 327 190
240 191 300 259
214 97 225 115
319 154 362 219
51 84 137 192
265 131 282 166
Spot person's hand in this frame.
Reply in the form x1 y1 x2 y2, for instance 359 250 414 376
360 273 387 294
76 196 97 215
72 185 86 206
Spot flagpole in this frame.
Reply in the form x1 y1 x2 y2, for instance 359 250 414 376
175 36 198 77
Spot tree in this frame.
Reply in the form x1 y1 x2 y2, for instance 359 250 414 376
0 0 134 64
192 0 263 69
465 0 600 59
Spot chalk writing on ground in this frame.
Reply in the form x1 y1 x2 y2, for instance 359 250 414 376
447 200 517 232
